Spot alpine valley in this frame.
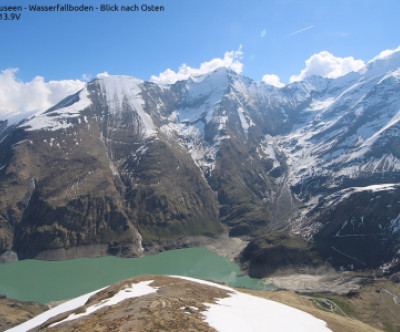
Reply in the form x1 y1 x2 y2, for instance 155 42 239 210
1 47 400 279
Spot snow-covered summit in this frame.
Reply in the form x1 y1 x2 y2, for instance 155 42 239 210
18 87 91 132
363 45 400 78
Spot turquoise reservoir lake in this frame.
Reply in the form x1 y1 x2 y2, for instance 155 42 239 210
0 247 274 303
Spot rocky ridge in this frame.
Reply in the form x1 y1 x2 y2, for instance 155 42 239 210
0 48 400 275
6 275 378 332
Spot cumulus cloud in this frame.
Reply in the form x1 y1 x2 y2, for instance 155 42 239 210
262 74 285 88
369 45 400 62
150 48 243 84
0 68 85 121
290 51 365 82
96 72 109 79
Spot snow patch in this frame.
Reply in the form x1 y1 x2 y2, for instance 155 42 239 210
390 213 400 233
321 184 399 210
349 107 400 161
19 88 91 132
258 137 280 168
205 290 331 332
176 69 228 125
309 97 335 112
160 119 227 176
99 75 156 138
172 276 331 332
51 280 157 327
7 280 158 331
6 288 105 332
237 107 254 135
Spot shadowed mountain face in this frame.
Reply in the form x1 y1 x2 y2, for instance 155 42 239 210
1 53 400 273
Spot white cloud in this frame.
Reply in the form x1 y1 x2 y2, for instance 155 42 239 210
96 72 109 79
81 73 92 82
0 68 85 122
150 47 243 84
262 74 285 88
369 45 400 62
260 29 267 38
290 51 365 82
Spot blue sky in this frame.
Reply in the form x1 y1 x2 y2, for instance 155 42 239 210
1 0 400 84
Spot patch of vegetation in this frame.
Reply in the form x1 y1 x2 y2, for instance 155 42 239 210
139 218 223 242
308 278 400 332
308 293 355 317
240 232 324 278
0 296 47 331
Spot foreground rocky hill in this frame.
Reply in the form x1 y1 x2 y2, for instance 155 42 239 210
5 273 400 331
0 297 46 331
1 47 400 274
5 275 379 332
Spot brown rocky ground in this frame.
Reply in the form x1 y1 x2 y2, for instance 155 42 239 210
241 288 381 332
0 296 47 331
4 274 390 332
259 269 400 331
37 275 228 332
307 276 400 332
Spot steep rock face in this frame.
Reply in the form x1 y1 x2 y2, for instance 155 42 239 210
1 89 142 258
277 63 400 272
309 184 400 270
88 78 221 244
0 78 222 259
0 50 400 272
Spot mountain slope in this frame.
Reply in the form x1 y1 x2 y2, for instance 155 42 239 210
0 48 400 273
7 275 379 332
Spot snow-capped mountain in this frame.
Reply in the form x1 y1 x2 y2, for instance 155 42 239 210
1 48 400 274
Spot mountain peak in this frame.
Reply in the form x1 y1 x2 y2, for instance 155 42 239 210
2 47 400 277
185 66 236 84
95 73 143 83
364 45 400 78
